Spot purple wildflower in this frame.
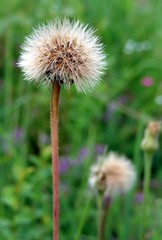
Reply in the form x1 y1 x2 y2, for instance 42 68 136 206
94 144 106 155
13 128 23 142
104 95 128 121
71 147 89 166
78 147 88 160
140 77 153 87
135 192 144 203
59 156 71 174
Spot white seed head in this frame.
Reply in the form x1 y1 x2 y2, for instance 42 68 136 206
18 19 106 92
88 152 136 197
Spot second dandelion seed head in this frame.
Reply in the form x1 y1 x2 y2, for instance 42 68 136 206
89 152 136 197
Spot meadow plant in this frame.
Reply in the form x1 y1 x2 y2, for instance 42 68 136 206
18 19 106 240
89 151 136 240
141 121 161 238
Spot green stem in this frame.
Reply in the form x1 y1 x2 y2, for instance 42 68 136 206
142 152 153 238
74 195 92 240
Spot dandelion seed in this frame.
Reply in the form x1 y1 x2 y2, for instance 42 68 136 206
18 19 106 92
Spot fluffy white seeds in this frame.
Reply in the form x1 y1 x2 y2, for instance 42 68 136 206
18 19 106 92
89 152 136 197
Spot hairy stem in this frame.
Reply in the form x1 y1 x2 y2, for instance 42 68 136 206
50 81 61 240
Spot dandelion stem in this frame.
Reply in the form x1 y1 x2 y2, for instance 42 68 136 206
50 81 61 240
97 195 111 240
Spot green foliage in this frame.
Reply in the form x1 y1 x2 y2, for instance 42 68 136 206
0 0 162 239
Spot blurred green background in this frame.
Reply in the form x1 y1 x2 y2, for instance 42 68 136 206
0 0 162 239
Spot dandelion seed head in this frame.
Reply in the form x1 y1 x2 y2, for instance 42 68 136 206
18 19 106 92
89 152 136 197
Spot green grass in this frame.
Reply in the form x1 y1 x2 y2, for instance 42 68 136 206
0 0 162 239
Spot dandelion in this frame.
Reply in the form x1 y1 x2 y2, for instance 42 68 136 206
89 152 136 240
18 18 106 240
89 152 136 197
18 19 106 92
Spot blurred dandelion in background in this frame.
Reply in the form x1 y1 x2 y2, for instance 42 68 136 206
89 151 136 197
88 151 136 240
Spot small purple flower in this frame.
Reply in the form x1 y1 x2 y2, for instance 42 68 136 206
140 77 153 87
102 102 117 121
117 95 128 104
59 156 71 174
108 101 118 113
13 128 23 142
78 147 88 160
104 95 128 121
135 192 144 203
71 147 89 166
94 144 107 155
